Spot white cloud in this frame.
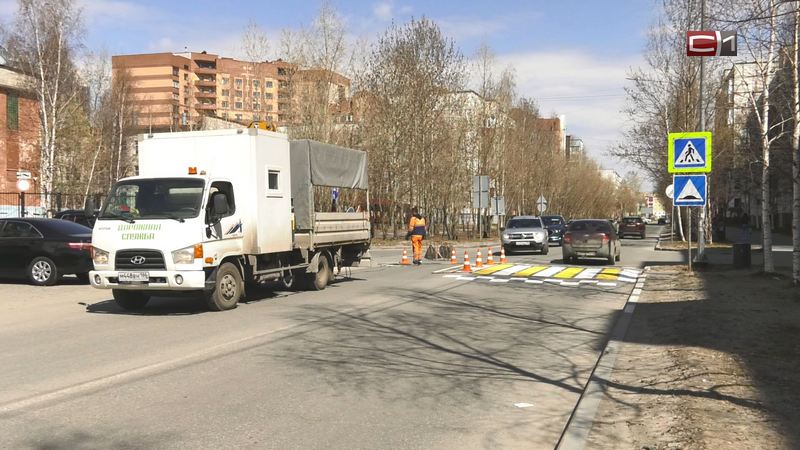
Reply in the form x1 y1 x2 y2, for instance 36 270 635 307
493 50 642 175
373 2 393 21
437 12 541 41
78 0 151 24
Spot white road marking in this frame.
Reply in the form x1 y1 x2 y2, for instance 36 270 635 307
434 266 463 274
514 402 534 408
456 276 475 281
532 266 567 278
597 282 617 287
578 280 599 284
628 295 639 303
632 288 643 296
621 269 641 279
443 274 462 278
493 264 532 276
544 278 562 283
490 278 510 283
574 268 602 279
525 279 544 284
618 277 638 283
510 278 526 282
476 276 494 280
560 281 580 287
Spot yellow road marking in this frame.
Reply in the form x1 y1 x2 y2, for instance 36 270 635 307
512 266 549 277
473 264 514 275
554 267 584 279
597 268 620 281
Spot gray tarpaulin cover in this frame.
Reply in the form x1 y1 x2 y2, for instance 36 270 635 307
290 139 369 230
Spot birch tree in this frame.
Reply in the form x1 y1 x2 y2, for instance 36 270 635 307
6 0 83 208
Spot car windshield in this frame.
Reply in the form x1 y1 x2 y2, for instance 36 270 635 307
568 221 613 233
99 178 205 220
624 217 643 224
541 216 563 226
507 219 541 229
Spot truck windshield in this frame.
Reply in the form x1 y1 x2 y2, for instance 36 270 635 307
99 178 205 221
506 219 541 229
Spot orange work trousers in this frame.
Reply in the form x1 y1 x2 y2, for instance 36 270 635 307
411 235 424 262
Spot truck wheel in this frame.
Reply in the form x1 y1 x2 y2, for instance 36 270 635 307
206 262 243 311
281 268 297 290
307 254 330 291
113 289 150 310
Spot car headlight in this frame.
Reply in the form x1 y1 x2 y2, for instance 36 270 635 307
172 244 203 264
92 247 109 265
503 233 510 240
535 232 544 240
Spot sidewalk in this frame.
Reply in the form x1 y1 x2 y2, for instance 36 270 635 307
582 266 800 449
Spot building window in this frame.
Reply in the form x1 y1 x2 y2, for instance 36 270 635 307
253 92 259 99
221 77 229 85
184 64 189 70
235 90 242 98
253 79 259 88
235 78 242 88
278 92 289 100
264 92 273 100
265 104 273 111
172 66 179 76
254 114 261 121
222 112 228 119
173 80 180 89
279 80 289 89
221 89 229 97
267 169 280 191
266 80 273 88
235 101 243 110
277 68 287 76
6 93 19 131
235 113 242 121
222 101 229 108
254 103 260 111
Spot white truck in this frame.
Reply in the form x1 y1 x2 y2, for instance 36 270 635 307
88 129 370 311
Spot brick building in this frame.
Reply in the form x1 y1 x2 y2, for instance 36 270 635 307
112 51 350 132
0 46 40 195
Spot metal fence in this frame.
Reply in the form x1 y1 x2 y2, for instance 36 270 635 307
0 192 105 218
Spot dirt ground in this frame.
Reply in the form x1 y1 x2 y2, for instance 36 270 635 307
585 265 800 450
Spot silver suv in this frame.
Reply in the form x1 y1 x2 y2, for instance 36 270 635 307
502 216 548 255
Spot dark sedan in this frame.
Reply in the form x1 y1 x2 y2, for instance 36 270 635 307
541 215 566 246
53 209 96 228
0 218 93 286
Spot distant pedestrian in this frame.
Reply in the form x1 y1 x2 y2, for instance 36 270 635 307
406 207 427 265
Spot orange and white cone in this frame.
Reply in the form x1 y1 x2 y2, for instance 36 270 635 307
462 251 472 272
475 249 484 268
450 249 458 264
400 249 411 265
500 247 508 264
486 248 495 265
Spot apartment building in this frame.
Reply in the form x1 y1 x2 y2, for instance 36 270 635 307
112 51 350 132
0 46 40 194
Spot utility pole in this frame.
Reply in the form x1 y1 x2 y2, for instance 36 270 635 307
697 0 707 261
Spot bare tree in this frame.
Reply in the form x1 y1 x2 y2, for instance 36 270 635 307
6 0 83 208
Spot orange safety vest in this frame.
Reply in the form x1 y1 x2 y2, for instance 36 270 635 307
408 216 427 236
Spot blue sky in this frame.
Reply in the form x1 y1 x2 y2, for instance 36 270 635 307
0 0 658 182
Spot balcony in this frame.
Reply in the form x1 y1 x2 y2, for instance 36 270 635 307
195 91 217 99
194 66 217 75
195 103 217 110
195 79 216 87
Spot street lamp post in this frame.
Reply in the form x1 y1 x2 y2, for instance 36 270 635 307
16 170 32 217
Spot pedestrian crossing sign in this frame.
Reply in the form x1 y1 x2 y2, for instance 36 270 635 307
673 174 707 207
668 131 712 173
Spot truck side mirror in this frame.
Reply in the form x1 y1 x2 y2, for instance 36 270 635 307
84 198 96 218
211 193 229 218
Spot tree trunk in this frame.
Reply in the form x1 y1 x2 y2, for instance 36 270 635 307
792 3 800 285
761 2 777 273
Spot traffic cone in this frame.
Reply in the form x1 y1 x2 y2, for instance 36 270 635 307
450 248 458 264
486 247 495 265
500 247 508 264
462 251 472 272
400 248 410 265
475 249 484 268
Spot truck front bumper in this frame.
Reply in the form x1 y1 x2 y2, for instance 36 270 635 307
89 270 208 291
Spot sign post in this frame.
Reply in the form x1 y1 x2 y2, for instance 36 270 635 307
536 195 548 214
673 174 708 271
472 175 490 239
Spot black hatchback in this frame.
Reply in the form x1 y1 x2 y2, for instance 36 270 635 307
0 218 93 285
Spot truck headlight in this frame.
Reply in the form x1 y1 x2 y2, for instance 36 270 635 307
535 232 544 240
92 247 109 265
172 244 203 264
503 234 510 240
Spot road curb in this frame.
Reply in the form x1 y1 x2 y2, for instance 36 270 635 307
555 267 650 450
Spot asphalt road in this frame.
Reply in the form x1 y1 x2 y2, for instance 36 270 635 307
0 226 678 449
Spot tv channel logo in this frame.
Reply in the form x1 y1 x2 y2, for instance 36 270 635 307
687 31 737 56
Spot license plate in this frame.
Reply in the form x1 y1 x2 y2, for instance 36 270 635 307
577 252 593 257
118 272 149 283
516 242 531 246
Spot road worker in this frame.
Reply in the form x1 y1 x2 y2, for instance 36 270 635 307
407 207 427 265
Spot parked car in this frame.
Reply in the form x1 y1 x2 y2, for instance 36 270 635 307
0 218 93 286
541 215 567 246
562 219 621 265
657 217 669 225
502 216 549 255
618 216 647 239
53 209 96 228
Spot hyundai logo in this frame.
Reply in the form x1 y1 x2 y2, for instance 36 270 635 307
131 256 147 265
